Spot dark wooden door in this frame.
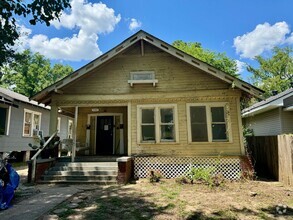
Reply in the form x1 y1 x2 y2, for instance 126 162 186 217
96 116 114 155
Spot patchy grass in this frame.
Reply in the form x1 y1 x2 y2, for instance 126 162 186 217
49 179 292 219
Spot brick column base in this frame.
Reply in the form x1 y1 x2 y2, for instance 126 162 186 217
116 157 132 184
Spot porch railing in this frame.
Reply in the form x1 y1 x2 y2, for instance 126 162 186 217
31 131 58 182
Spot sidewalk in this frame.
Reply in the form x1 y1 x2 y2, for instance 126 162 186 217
0 184 80 220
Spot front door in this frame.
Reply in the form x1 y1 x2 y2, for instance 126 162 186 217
96 116 114 155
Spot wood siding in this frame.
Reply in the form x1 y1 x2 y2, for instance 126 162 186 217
53 41 243 157
62 42 229 95
131 96 242 156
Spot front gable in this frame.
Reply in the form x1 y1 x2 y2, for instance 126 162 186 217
61 41 231 96
32 30 263 105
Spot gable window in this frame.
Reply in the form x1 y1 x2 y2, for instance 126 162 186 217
23 109 41 137
138 104 178 143
128 71 158 87
0 107 9 135
187 103 230 143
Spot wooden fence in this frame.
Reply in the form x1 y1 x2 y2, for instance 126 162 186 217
246 135 293 185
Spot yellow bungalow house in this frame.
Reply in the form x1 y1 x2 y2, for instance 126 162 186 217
32 31 263 181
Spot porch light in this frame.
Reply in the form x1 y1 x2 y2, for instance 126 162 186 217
92 108 99 112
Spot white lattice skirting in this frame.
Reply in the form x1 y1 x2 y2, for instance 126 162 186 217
133 156 242 180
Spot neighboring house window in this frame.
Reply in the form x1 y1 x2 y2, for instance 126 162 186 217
187 103 230 142
57 117 61 133
68 119 73 139
138 104 178 143
23 109 41 137
0 107 7 135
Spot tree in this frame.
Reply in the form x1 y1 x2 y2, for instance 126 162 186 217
0 50 73 97
172 40 239 77
247 46 293 97
0 0 71 66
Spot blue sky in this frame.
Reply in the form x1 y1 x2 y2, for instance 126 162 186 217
16 0 293 82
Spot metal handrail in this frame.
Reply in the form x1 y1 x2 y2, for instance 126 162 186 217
31 131 58 182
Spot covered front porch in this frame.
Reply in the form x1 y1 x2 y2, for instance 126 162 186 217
49 104 130 162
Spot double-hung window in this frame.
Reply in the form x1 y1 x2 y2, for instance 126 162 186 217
187 103 230 143
23 109 41 137
138 105 178 143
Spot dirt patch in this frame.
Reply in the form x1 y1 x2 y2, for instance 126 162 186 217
50 179 293 220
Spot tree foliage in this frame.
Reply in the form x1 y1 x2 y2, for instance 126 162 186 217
0 50 73 97
0 0 71 66
172 40 239 77
247 46 293 97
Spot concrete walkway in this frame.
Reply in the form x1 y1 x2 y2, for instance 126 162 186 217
0 185 80 220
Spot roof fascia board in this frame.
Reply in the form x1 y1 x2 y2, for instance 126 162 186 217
242 89 293 116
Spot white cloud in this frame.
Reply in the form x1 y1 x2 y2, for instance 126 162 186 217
16 0 121 61
236 60 246 74
129 18 142 31
51 0 121 35
234 22 293 59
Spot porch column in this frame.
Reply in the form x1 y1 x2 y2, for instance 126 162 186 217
127 102 132 156
237 97 245 155
49 103 58 135
71 106 78 162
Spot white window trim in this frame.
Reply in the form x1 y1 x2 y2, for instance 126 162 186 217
68 119 73 139
57 117 61 134
0 105 11 136
186 103 232 143
128 71 158 87
23 109 42 137
137 104 179 144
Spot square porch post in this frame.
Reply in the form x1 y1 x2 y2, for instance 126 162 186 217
71 106 78 162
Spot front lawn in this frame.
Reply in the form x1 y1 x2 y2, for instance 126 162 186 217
50 179 293 220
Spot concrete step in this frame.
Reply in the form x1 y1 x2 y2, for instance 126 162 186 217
42 174 117 181
38 179 117 185
40 161 119 184
45 170 117 176
54 162 118 167
57 156 119 162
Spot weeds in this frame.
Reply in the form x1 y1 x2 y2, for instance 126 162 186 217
149 170 162 183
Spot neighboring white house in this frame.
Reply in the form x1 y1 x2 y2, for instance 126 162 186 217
0 87 74 160
242 87 293 136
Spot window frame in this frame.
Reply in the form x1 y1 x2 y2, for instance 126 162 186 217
186 103 232 143
0 105 11 136
128 71 158 87
23 109 42 137
68 119 73 139
137 104 179 144
57 117 61 134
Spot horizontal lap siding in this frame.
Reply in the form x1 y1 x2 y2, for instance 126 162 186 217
63 43 228 95
57 42 242 157
131 96 242 156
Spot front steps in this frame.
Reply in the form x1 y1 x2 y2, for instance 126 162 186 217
39 157 118 184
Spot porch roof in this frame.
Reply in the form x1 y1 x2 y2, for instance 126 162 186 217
31 30 264 105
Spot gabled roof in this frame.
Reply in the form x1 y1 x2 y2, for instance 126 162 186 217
0 87 50 110
242 87 293 117
32 30 263 104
